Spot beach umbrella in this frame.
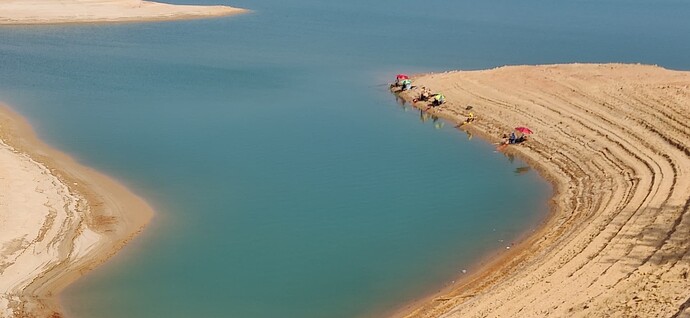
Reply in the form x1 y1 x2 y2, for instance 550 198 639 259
396 74 409 80
514 127 533 134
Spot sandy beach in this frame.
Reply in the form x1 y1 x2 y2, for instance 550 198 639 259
0 105 153 317
395 64 690 317
0 0 245 25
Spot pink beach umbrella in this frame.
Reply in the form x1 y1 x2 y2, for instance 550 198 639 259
514 127 534 134
396 74 409 80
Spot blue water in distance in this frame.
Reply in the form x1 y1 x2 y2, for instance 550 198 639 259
1 0 689 317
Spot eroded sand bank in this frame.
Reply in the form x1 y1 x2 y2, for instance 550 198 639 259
396 64 690 317
0 105 153 317
0 0 246 25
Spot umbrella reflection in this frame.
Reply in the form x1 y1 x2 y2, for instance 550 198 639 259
514 166 531 175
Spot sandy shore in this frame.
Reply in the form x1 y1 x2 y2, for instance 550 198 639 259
0 0 246 25
0 105 153 317
394 64 690 317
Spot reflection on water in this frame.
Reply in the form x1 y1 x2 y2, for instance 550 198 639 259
465 129 473 141
505 152 516 164
392 96 448 131
393 95 530 175
395 93 407 108
418 108 441 125
499 149 532 176
515 166 531 175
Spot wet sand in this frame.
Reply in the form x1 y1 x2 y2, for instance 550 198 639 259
0 105 153 317
0 0 246 25
395 64 690 317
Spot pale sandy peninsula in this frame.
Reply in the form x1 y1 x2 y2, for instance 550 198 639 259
0 0 246 25
0 105 153 317
395 64 690 317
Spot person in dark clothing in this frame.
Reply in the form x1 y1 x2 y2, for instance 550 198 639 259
509 132 517 144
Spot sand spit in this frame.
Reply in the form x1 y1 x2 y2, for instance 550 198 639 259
0 0 246 25
395 64 690 317
0 105 153 317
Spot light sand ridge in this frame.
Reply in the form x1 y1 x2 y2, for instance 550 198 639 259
395 64 690 317
0 105 153 317
0 0 246 25
0 139 95 316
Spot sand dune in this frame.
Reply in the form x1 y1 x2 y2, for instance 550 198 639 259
396 64 690 317
0 106 153 317
0 0 246 25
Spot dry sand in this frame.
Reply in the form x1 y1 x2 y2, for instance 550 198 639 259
395 64 690 318
0 0 246 25
0 105 153 317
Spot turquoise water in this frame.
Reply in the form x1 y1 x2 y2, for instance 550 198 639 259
1 0 689 317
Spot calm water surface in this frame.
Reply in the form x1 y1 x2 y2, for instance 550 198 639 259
1 0 689 317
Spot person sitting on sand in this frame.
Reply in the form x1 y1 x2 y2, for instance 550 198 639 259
509 132 517 144
401 79 412 91
391 77 402 88
420 87 430 101
465 112 475 124
413 89 425 103
431 94 445 106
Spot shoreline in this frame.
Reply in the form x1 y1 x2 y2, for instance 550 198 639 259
386 75 568 318
0 104 154 317
0 1 247 25
392 64 690 317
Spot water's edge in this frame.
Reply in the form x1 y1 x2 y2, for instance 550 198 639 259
0 103 154 317
388 85 560 317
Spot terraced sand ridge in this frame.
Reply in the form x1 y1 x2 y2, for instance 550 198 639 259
397 64 690 317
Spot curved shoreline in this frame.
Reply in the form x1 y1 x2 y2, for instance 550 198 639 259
394 64 690 317
0 1 247 25
0 104 154 317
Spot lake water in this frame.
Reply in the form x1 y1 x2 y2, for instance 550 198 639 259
1 0 688 317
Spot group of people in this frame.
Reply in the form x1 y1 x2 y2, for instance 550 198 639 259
502 132 528 145
413 86 446 106
391 74 533 150
391 75 446 107
391 73 478 124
